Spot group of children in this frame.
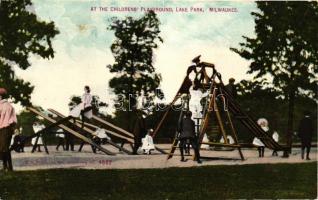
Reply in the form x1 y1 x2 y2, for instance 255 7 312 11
8 85 156 156
1 83 314 171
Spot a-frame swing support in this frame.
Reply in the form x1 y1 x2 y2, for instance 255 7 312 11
153 55 288 161
195 80 245 160
166 71 244 161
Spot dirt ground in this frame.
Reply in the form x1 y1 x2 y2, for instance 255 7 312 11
6 144 317 171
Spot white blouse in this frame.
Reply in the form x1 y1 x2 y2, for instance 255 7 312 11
82 93 92 108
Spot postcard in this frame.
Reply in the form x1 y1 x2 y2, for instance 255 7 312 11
0 0 317 199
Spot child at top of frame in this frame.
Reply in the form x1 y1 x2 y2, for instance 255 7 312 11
69 85 93 119
225 78 237 99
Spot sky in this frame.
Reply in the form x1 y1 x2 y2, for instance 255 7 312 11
14 0 257 115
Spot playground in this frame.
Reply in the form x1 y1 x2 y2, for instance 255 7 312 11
1 56 314 200
1 1 317 199
9 145 318 171
3 57 317 172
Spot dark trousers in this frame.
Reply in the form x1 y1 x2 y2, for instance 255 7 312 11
91 137 101 153
258 147 265 157
184 139 191 155
56 138 65 151
80 106 92 128
0 125 14 171
78 141 95 152
34 145 42 152
78 134 95 153
132 137 142 155
65 134 74 151
272 150 278 156
12 135 25 153
1 152 13 171
301 140 311 159
179 137 201 162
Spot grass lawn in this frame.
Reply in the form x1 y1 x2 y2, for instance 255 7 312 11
0 162 316 199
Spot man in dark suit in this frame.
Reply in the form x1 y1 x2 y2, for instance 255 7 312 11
178 111 202 164
298 111 313 160
132 111 147 155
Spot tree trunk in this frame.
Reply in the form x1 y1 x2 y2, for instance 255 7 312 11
286 90 295 152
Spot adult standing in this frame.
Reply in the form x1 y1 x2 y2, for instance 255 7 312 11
298 111 313 160
178 111 202 164
132 111 147 155
0 88 17 171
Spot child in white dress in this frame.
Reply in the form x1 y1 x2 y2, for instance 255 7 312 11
141 129 155 154
32 122 45 152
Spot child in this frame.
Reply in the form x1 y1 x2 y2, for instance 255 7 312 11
11 128 25 153
91 128 110 153
220 135 235 144
32 122 45 152
141 129 155 154
70 86 93 124
201 133 210 150
253 118 271 157
253 137 265 157
272 131 279 156
55 128 65 151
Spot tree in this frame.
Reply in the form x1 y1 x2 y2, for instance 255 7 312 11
231 1 318 150
17 106 47 136
0 0 59 106
234 79 317 143
107 11 163 110
17 109 38 136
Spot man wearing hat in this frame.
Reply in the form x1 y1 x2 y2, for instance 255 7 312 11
298 111 313 160
132 110 147 155
0 88 17 171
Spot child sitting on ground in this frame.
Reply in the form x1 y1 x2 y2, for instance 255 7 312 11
141 129 155 154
